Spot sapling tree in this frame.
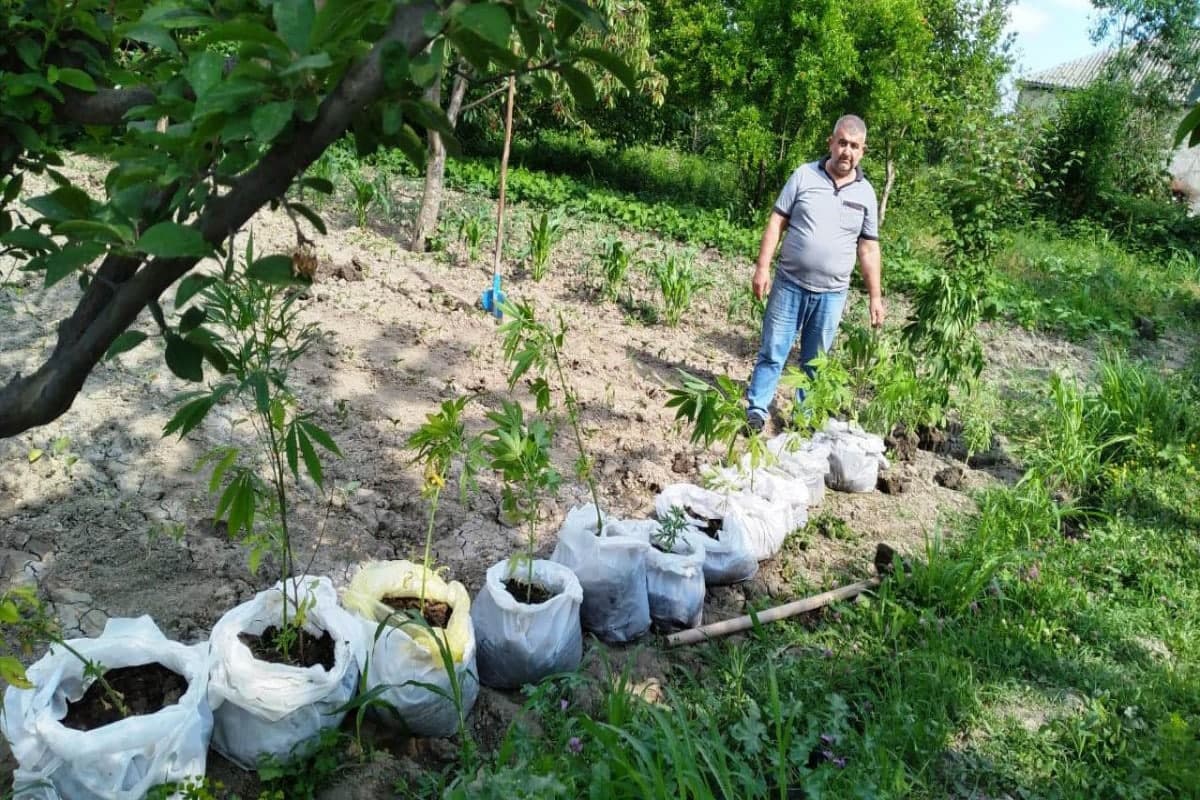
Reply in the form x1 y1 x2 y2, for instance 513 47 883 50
405 395 484 612
497 299 603 532
163 238 339 663
482 400 561 601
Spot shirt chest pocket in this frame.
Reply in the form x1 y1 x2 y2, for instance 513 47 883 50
839 201 866 233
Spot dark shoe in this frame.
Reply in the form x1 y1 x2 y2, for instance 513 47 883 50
744 413 766 436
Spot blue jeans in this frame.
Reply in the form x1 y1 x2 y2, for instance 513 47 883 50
746 278 847 421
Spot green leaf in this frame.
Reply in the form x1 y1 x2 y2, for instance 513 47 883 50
0 656 31 690
246 254 298 284
251 100 294 144
558 64 595 108
137 222 211 259
1176 104 1200 148
286 423 299 478
287 201 328 235
248 371 270 415
41 242 105 288
55 220 134 244
398 100 456 139
27 449 43 464
27 186 94 222
311 0 374 48
279 52 333 76
299 420 341 456
577 48 636 91
209 447 239 494
15 38 40 69
165 334 204 382
0 600 20 624
104 330 149 360
297 427 324 488
164 393 216 438
199 21 289 53
0 228 55 252
184 51 224 99
455 4 512 49
379 40 410 91
53 68 97 92
122 21 180 55
274 0 315 53
175 274 215 308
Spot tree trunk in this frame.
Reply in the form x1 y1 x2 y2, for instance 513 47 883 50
409 70 468 252
879 140 898 227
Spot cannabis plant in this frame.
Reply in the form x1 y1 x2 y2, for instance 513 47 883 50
164 237 340 662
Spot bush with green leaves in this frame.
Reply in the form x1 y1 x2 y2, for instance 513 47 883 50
164 240 339 662
524 210 564 281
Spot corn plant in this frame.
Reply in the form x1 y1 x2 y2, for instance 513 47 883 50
726 285 766 338
525 211 564 281
595 237 635 302
456 208 490 262
655 251 708 327
498 299 603 532
482 401 561 600
372 172 395 219
164 237 340 663
406 396 483 610
347 172 376 229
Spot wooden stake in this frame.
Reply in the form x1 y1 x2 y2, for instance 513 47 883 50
666 577 882 647
492 73 516 277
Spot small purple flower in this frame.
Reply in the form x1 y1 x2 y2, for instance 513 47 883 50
969 601 980 615
821 749 835 761
821 647 833 659
832 756 847 769
559 698 569 712
568 736 583 754
820 733 836 746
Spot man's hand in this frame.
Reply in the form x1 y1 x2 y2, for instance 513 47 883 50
869 295 886 327
752 264 771 301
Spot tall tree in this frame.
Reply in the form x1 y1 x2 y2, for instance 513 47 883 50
0 0 622 437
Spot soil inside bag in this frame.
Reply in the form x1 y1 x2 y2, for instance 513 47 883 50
61 663 188 731
238 627 336 670
503 578 556 605
382 595 452 628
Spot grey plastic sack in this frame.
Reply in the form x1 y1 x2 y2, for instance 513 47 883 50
605 519 706 631
654 484 758 584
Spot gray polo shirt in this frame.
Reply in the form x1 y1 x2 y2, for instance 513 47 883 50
772 157 879 293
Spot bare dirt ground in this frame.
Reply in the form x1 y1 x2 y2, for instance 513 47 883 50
0 161 1114 795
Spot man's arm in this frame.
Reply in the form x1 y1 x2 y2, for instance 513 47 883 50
857 238 885 327
752 211 788 300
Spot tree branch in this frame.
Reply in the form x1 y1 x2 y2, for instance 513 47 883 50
0 1 443 438
56 86 159 126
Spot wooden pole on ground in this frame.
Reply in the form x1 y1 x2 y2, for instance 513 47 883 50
665 543 898 647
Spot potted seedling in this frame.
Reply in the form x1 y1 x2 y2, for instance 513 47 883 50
497 299 650 642
0 587 213 797
470 400 583 689
341 395 483 737
606 506 707 631
163 239 363 769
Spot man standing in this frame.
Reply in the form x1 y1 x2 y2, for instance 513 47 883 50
744 114 885 433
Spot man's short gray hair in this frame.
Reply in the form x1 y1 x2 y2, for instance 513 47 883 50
832 114 867 139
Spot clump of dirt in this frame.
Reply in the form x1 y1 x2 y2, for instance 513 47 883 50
61 663 188 731
238 626 336 670
382 595 452 628
935 465 966 490
503 579 555 605
886 424 919 462
877 470 911 495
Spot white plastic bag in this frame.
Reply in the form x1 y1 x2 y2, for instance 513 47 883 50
606 519 707 630
341 561 478 738
471 559 583 689
707 460 810 533
654 484 758 584
551 505 650 642
1 616 212 800
208 576 365 770
816 420 889 493
768 435 831 505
